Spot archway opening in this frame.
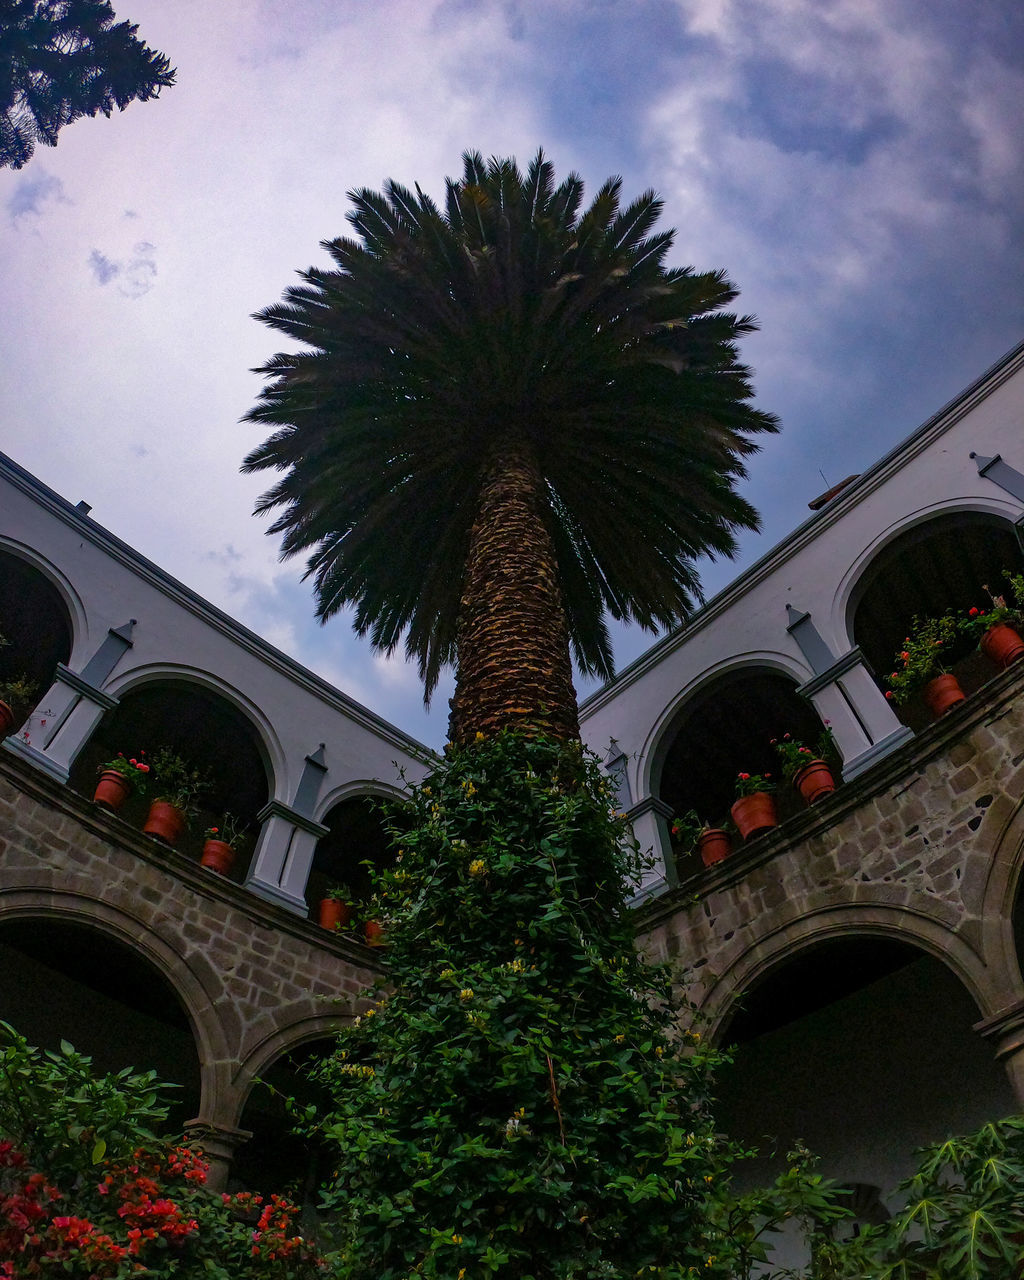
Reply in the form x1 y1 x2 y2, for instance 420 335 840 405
714 936 1017 1228
232 1036 337 1208
306 795 393 919
656 668 829 876
69 680 272 877
0 916 201 1132
0 549 74 734
851 511 1024 729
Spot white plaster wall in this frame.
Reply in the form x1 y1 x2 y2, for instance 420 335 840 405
0 462 429 802
581 346 1024 805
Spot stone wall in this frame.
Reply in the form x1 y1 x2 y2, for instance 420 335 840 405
0 751 381 1182
636 661 1024 1102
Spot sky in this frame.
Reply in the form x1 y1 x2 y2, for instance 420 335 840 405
2 0 1022 751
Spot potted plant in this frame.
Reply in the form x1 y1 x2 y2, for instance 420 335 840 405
93 751 150 811
884 612 965 716
319 884 355 931
201 812 248 876
730 771 778 842
0 674 38 739
671 808 731 867
143 746 209 846
963 576 1024 669
771 724 838 806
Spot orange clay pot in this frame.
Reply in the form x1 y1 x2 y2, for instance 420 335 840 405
93 769 132 811
794 759 836 806
318 899 353 931
143 800 185 846
980 623 1024 669
0 700 15 738
364 919 385 947
923 673 966 717
697 828 731 867
730 792 779 842
200 839 236 876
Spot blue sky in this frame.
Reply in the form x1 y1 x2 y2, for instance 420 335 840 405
1 0 1022 748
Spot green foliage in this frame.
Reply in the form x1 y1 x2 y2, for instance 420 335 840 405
0 1021 320 1278
307 733 848 1278
0 0 176 169
150 743 210 817
884 613 961 705
0 1019 169 1186
826 1116 1024 1279
243 150 777 700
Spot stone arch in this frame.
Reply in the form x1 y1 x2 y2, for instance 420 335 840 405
698 904 999 1046
0 889 232 1126
976 791 1024 1006
229 1010 355 1127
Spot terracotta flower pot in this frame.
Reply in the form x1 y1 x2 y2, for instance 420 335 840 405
200 839 236 876
93 769 132 811
0 699 15 738
794 759 836 805
980 622 1024 669
143 799 186 846
697 828 731 867
923 672 966 717
364 919 385 947
730 792 779 842
319 898 352 931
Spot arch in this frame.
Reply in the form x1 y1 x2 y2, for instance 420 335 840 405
640 651 814 803
0 889 232 1125
0 536 87 667
313 777 409 825
307 788 398 912
229 1011 355 1125
977 791 1024 1004
697 904 999 1046
102 663 286 789
831 497 1024 659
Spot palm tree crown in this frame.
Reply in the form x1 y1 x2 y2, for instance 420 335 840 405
243 150 778 743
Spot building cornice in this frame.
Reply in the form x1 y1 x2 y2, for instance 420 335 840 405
0 451 435 760
581 337 1024 718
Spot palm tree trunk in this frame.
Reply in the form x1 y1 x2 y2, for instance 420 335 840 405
448 444 580 746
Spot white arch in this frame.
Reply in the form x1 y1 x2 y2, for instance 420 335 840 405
314 776 409 825
0 535 88 668
638 649 816 802
830 494 1024 654
101 661 287 797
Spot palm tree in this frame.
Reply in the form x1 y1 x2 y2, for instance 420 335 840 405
243 151 778 746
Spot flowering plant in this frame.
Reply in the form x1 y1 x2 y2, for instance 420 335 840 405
0 674 38 716
150 746 209 818
203 811 247 847
734 771 774 797
669 808 704 851
961 575 1024 639
884 612 960 704
97 752 151 795
326 882 355 902
770 724 838 782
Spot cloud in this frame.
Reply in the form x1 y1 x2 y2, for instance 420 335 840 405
86 240 158 297
7 170 67 223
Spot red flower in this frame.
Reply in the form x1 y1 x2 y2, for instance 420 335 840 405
969 607 979 617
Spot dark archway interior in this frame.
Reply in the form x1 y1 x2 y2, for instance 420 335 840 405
852 512 1024 727
715 937 1018 1213
233 1037 336 1209
306 795 393 916
0 550 74 716
658 668 829 874
68 681 271 876
0 918 201 1132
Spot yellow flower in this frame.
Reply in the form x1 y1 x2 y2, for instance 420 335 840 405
614 1034 625 1044
475 731 485 741
654 1045 664 1057
459 988 474 1001
440 967 455 979
452 1234 463 1244
468 858 487 876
